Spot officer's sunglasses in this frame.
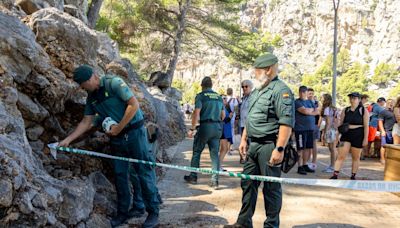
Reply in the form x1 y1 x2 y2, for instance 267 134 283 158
241 85 248 89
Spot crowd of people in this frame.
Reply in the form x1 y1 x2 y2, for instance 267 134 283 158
62 53 399 228
183 81 400 182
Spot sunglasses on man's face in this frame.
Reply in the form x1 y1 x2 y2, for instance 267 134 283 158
242 85 248 89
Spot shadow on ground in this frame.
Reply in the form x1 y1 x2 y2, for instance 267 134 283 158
293 223 363 228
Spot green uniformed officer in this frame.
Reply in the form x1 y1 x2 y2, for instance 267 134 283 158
184 77 225 189
225 53 295 228
59 65 160 228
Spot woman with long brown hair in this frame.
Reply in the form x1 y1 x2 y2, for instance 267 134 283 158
321 94 338 173
393 97 400 144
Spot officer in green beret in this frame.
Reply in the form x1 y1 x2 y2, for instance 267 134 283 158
184 76 225 189
225 53 295 228
59 65 160 228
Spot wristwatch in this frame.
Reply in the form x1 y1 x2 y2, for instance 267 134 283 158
275 146 284 153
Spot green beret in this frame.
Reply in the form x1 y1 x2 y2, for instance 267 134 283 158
73 65 93 84
253 53 278 68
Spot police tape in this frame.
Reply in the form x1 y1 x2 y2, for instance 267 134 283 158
47 144 400 193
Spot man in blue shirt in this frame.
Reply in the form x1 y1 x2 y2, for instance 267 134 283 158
294 86 319 175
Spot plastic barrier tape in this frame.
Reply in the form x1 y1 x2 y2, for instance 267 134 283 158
47 144 400 193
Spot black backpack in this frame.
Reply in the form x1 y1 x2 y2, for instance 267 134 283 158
281 141 299 173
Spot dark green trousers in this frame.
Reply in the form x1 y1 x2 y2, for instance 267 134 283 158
110 126 160 216
236 141 282 228
190 123 222 181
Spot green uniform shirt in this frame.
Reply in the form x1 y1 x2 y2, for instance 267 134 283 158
194 89 223 122
84 75 144 126
246 76 295 138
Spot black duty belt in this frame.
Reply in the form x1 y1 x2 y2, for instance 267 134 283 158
117 119 144 136
200 119 222 124
249 135 277 144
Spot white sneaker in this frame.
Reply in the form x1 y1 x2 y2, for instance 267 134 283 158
323 166 334 173
308 163 317 171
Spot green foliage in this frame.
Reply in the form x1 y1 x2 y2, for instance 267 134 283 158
336 62 369 105
182 82 202 104
370 63 399 88
172 79 202 104
172 78 187 91
279 64 301 85
389 84 400 99
217 87 225 95
223 31 284 67
97 0 247 78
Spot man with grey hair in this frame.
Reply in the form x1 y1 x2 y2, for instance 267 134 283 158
239 79 253 164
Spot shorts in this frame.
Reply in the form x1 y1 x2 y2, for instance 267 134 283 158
368 126 377 142
314 128 320 140
340 127 364 149
295 130 314 150
393 124 400 137
221 132 233 144
381 131 393 146
325 128 337 144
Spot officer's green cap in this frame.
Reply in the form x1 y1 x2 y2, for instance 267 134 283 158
73 65 93 84
253 53 278 68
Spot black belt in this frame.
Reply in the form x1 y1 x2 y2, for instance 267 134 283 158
117 119 144 136
249 135 277 144
200 119 221 124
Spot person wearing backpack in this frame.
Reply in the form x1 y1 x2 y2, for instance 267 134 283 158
59 65 160 228
330 92 369 180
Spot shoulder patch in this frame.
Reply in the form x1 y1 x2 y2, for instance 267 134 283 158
282 93 290 98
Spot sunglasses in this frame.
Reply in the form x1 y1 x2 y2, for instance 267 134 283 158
242 85 248 89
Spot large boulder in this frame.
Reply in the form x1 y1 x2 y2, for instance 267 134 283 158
16 0 64 15
0 5 185 227
27 7 98 75
148 71 173 89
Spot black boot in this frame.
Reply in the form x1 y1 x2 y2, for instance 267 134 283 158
297 166 307 175
128 208 145 218
184 175 197 184
303 165 315 173
142 213 159 228
111 213 129 227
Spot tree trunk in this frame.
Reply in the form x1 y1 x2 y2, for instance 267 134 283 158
165 0 191 86
87 0 104 29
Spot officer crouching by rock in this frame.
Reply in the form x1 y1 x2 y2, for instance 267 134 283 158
225 53 295 228
59 65 160 228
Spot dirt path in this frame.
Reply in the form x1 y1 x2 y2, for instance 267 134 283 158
125 135 400 228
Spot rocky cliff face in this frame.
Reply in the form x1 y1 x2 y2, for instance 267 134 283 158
0 1 185 227
175 0 400 95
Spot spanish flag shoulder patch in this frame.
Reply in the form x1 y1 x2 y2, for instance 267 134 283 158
282 93 290 98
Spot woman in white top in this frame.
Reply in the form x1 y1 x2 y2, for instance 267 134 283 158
393 97 400 144
321 94 338 173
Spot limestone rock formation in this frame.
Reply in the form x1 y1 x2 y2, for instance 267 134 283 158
174 0 400 96
0 3 185 227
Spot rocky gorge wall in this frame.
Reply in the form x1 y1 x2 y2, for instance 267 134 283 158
174 0 400 96
0 1 185 227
